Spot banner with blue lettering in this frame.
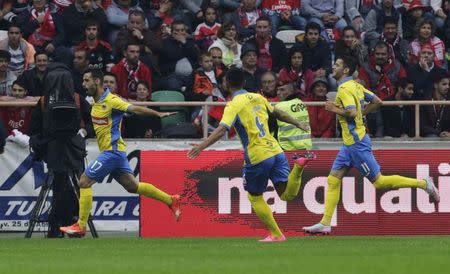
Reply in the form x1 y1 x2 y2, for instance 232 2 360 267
0 140 142 232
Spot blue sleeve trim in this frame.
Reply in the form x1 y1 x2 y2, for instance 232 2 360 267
345 105 356 110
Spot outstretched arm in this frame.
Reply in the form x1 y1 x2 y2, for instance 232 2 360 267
187 125 228 159
273 107 310 131
127 105 176 118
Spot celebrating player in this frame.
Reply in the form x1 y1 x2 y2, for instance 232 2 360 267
188 68 315 242
60 69 181 237
303 56 440 235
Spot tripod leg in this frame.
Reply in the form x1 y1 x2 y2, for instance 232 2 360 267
69 172 99 238
25 171 54 238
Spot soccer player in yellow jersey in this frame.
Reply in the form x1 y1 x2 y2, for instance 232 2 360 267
303 56 440 235
60 69 181 237
188 68 314 242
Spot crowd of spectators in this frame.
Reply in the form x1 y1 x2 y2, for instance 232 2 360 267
0 0 449 139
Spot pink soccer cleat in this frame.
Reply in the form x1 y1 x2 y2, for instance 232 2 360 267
293 151 317 167
169 195 182 221
60 223 86 238
258 234 286 242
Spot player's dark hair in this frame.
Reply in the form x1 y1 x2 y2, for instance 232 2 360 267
339 55 357 76
256 16 271 25
85 68 104 83
226 68 245 89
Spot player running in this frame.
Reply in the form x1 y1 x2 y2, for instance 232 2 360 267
302 56 440 235
188 68 315 242
60 69 181 237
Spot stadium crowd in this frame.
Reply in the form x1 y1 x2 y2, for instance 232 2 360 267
0 0 449 139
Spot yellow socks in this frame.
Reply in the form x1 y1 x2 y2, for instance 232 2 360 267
247 193 283 237
320 175 342 226
373 175 426 190
281 164 304 201
77 188 93 229
137 182 172 205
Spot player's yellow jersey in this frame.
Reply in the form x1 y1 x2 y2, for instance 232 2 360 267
91 90 131 152
220 90 283 165
335 77 375 146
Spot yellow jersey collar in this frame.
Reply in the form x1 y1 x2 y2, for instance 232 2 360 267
338 76 353 87
232 89 247 99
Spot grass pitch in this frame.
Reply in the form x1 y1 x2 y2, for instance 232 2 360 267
0 236 449 274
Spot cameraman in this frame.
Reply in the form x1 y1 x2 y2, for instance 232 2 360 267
28 64 93 238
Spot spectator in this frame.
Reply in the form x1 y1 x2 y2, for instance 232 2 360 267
209 21 243 68
115 9 162 71
194 5 221 51
407 44 446 99
420 71 450 138
401 0 426 41
158 20 199 91
230 0 262 42
278 47 315 98
112 41 152 99
409 17 445 68
422 0 447 32
359 41 407 137
75 20 114 71
292 22 332 77
191 52 223 101
259 71 278 101
275 82 312 150
382 78 415 137
368 16 411 67
241 43 266 92
362 0 402 44
57 0 108 65
179 0 203 25
209 46 227 71
261 0 306 35
0 80 35 135
304 76 336 138
0 23 35 76
106 0 143 44
0 0 29 29
72 48 90 97
335 26 368 66
243 16 287 72
0 50 16 96
17 51 48 97
345 0 376 33
103 72 119 94
302 0 347 30
16 0 64 56
123 81 161 138
146 0 187 35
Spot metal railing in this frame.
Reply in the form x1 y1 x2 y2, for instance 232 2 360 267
1 100 449 139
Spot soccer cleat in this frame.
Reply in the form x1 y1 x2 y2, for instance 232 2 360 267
293 151 317 167
424 177 440 203
169 195 182 221
258 234 286 242
303 223 331 235
59 223 86 237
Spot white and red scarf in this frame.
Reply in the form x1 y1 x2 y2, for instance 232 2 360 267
123 58 141 93
28 5 56 46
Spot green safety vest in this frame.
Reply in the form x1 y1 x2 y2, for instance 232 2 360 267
276 98 312 150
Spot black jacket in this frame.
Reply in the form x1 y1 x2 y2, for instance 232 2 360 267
407 64 446 100
159 37 199 76
0 119 6 153
244 36 288 72
292 39 332 74
17 68 46 97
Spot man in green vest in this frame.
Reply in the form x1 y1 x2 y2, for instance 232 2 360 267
275 82 313 150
